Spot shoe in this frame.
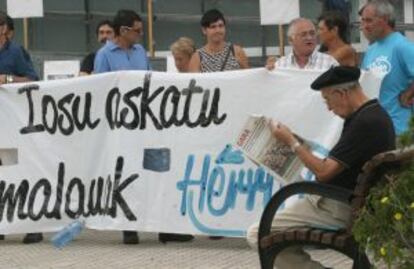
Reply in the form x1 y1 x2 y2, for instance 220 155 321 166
158 233 194 243
23 233 43 244
123 231 139 244
0 234 4 240
209 236 224 240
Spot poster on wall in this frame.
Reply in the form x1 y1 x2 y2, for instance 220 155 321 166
260 0 300 25
7 0 44 18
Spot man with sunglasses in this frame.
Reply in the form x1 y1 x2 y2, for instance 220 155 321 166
247 66 395 268
93 9 150 245
94 9 150 73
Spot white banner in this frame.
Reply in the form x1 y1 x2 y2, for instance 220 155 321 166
260 0 300 25
0 69 380 237
7 0 44 18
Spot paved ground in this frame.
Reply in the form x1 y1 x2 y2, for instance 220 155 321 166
0 230 353 269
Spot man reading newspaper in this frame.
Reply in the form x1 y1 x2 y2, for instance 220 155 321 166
247 66 395 269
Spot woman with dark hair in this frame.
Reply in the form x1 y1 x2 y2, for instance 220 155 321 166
189 9 249 72
317 11 357 66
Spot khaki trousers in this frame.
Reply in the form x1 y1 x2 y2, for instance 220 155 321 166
247 195 352 269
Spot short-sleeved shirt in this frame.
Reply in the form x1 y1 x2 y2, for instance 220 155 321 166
94 40 150 73
328 99 395 190
80 52 96 74
361 32 414 135
276 49 339 70
0 41 38 80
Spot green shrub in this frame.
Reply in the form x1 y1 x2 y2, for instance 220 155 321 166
353 118 414 268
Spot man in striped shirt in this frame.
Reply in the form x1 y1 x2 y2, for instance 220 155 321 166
267 18 338 70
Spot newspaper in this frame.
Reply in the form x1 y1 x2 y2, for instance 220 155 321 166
235 115 310 184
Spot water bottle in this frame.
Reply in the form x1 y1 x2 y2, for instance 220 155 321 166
51 219 85 249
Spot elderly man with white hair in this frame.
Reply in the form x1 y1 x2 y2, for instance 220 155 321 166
266 17 338 70
360 0 414 135
247 66 395 268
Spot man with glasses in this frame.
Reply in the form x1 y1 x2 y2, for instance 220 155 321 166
94 9 150 73
0 11 38 85
79 20 114 75
93 9 150 245
360 0 414 135
266 17 338 70
247 66 395 268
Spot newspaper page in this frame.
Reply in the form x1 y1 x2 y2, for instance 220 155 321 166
235 115 310 184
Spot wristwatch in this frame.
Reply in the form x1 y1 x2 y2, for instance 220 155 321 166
290 140 301 152
6 75 14 84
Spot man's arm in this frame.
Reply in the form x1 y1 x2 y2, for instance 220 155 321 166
93 51 110 73
234 45 249 69
270 120 344 182
0 74 33 84
398 82 414 107
397 40 414 107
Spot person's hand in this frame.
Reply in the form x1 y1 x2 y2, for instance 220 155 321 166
399 87 414 108
265 56 276 71
269 120 296 146
0 74 6 85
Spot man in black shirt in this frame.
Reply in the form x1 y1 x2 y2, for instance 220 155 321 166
79 20 114 75
247 66 395 268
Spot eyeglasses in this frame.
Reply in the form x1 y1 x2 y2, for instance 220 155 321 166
123 26 143 35
294 30 316 39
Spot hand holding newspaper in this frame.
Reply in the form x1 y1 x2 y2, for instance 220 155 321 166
235 115 310 184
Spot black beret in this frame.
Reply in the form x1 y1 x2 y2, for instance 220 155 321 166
311 66 361 90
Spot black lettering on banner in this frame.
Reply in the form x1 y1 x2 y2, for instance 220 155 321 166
65 177 85 218
57 93 75 135
45 162 64 219
108 157 138 220
19 84 45 134
106 87 121 130
28 179 52 221
139 73 163 130
160 85 182 127
42 95 58 134
120 87 140 129
0 180 29 222
181 79 203 127
18 74 227 135
72 93 100 131
0 156 138 222
106 75 227 130
19 85 100 136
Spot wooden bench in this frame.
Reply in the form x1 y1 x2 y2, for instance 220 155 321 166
258 147 414 269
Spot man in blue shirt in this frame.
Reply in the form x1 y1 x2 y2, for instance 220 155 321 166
360 0 414 135
0 12 38 85
94 9 150 246
94 10 150 73
0 12 41 245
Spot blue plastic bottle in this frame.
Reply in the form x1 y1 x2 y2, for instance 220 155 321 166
51 220 85 249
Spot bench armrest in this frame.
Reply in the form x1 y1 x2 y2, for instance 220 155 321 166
258 182 353 241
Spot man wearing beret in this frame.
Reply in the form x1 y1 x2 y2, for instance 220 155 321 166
247 66 395 268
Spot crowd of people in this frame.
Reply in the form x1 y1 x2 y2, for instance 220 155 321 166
1 0 414 267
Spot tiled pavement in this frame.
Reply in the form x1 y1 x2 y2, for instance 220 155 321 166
0 230 353 269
